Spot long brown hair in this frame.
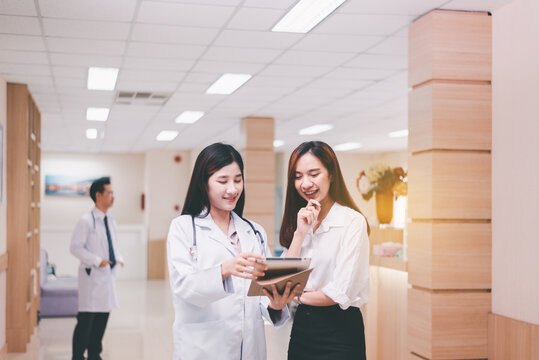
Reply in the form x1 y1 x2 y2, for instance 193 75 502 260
279 141 370 248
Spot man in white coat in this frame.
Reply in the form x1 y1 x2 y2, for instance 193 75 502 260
70 177 124 360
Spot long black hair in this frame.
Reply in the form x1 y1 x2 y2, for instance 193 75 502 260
182 143 245 217
279 141 370 248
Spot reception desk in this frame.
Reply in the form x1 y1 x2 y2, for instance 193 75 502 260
364 226 409 360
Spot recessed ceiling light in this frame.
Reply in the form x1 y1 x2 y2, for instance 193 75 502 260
86 129 98 139
87 67 119 91
86 107 110 122
206 73 252 95
388 129 409 138
156 130 178 142
273 140 284 148
334 142 362 151
299 124 334 135
272 0 346 33
175 111 205 124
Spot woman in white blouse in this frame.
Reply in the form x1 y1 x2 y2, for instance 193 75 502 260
281 141 370 360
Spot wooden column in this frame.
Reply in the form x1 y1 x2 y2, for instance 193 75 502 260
407 10 492 359
241 117 275 252
6 83 41 352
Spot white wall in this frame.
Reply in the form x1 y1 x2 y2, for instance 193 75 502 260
41 152 145 226
492 0 539 325
0 74 7 355
144 150 192 241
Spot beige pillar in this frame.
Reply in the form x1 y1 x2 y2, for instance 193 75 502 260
407 10 492 359
241 117 275 252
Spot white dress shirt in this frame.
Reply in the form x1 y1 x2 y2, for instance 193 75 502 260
294 202 370 310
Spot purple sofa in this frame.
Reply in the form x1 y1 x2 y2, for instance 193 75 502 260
40 249 79 317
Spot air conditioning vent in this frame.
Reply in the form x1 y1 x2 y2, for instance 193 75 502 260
115 91 171 106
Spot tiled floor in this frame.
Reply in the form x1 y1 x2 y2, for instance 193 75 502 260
8 280 292 360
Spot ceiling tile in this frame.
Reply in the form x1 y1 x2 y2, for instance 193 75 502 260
0 0 37 16
0 63 51 76
52 66 87 79
243 0 297 10
345 54 407 70
293 33 383 53
123 57 195 72
137 2 235 27
338 0 446 16
144 0 241 5
46 38 126 56
116 80 179 92
191 60 265 74
441 0 510 12
38 0 137 22
325 67 398 81
131 24 219 45
49 53 123 67
119 69 185 83
0 15 41 35
313 14 415 36
214 30 302 50
259 64 331 78
226 7 285 31
0 34 46 51
127 42 206 59
367 36 408 55
2 74 52 85
43 19 131 40
274 50 355 67
202 46 283 63
0 50 49 64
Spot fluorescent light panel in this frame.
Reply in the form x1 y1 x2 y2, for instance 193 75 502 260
299 124 334 135
156 130 178 142
87 67 119 91
206 73 252 95
272 0 346 33
175 111 205 124
388 129 409 138
86 107 110 122
86 129 98 139
273 140 284 148
334 142 361 151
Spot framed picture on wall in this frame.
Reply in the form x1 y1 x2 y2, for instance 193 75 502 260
0 123 3 203
45 175 97 196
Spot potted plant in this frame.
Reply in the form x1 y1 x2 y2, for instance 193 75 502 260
356 164 407 224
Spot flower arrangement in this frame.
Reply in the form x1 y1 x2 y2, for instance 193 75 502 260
356 163 407 201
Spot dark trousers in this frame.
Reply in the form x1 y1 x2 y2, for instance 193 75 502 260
72 312 110 360
288 304 366 360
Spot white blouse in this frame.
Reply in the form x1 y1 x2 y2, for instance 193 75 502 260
294 202 370 310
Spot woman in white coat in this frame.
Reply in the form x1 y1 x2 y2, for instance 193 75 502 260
167 143 297 360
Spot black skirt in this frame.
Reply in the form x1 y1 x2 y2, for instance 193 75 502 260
288 304 366 360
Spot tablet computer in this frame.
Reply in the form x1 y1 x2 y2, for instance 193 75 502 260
255 257 311 279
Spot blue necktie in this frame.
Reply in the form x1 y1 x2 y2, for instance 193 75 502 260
104 216 116 268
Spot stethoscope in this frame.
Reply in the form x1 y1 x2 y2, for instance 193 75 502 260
189 215 266 262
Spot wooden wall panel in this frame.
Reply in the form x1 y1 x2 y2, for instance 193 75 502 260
243 150 275 182
488 313 539 360
409 10 492 86
408 288 491 359
147 239 166 279
0 253 7 273
409 82 492 153
241 117 274 150
408 222 491 289
243 182 274 214
408 151 491 220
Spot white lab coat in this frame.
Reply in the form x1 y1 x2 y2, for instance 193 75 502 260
70 208 123 312
167 211 290 360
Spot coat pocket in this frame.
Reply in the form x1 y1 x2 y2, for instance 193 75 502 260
175 318 241 360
